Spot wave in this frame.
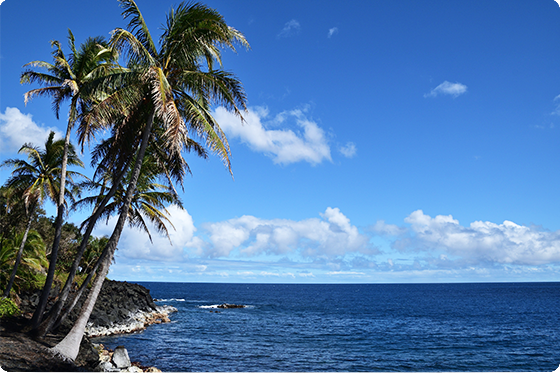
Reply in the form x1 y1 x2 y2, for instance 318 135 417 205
198 304 253 309
154 298 186 302
199 304 221 309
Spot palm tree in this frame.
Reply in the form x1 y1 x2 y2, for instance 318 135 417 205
37 144 183 336
21 30 122 329
48 150 185 333
52 0 249 360
0 132 83 297
0 230 48 295
34 121 182 336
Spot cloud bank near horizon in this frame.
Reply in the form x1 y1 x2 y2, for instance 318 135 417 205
98 206 560 281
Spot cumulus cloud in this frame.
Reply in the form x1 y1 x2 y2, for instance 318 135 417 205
0 107 61 152
328 27 339 38
386 210 560 266
371 220 407 236
94 205 203 262
214 106 331 165
339 142 357 158
199 207 373 259
277 19 300 38
424 81 467 98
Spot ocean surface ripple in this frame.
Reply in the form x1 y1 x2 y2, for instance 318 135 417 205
92 282 560 372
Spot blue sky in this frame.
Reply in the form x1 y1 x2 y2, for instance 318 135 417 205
2 0 560 283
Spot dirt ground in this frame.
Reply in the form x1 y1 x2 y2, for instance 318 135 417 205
0 317 83 372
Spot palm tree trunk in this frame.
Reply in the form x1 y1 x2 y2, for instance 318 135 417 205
2 210 34 297
31 122 73 330
51 240 113 360
51 244 107 332
52 111 155 360
36 167 128 337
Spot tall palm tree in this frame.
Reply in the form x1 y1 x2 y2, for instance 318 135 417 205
21 30 122 329
52 0 249 360
35 121 183 336
46 151 184 334
0 132 83 297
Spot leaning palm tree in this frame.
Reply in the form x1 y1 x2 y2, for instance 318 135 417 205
46 150 184 334
52 0 249 360
0 132 84 297
21 30 118 328
21 31 122 329
34 120 185 337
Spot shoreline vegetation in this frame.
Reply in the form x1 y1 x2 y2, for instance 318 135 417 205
1 0 248 367
0 280 175 371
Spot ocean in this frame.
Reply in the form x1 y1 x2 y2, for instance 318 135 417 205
92 282 560 372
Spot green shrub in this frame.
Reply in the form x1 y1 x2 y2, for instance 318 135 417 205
0 297 20 318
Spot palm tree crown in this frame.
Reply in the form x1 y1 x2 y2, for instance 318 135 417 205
1 132 83 210
0 131 84 297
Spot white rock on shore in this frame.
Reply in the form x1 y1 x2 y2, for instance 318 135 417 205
86 305 177 338
94 344 162 373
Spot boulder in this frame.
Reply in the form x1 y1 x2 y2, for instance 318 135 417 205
96 361 119 372
217 303 246 309
145 367 163 372
112 346 131 369
125 366 143 372
75 336 101 369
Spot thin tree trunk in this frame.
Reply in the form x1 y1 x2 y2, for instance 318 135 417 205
52 111 155 360
31 122 73 330
36 167 127 337
51 244 108 332
51 240 113 360
2 210 34 297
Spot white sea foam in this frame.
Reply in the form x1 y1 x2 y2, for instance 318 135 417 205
155 298 185 302
198 304 254 309
199 304 221 309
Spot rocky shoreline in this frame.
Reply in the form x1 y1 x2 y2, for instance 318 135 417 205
0 280 176 372
80 280 177 339
86 304 176 338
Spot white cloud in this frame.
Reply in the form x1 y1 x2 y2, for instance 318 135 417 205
298 272 315 278
339 142 357 158
371 220 407 236
424 81 467 98
277 19 300 38
388 210 560 266
260 271 295 278
328 27 339 38
237 271 255 276
551 94 560 115
94 205 202 262
0 107 61 152
214 106 331 165
199 207 372 259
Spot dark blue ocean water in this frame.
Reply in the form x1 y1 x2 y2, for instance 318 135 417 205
92 282 560 372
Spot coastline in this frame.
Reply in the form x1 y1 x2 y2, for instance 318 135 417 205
86 304 177 338
0 280 176 372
